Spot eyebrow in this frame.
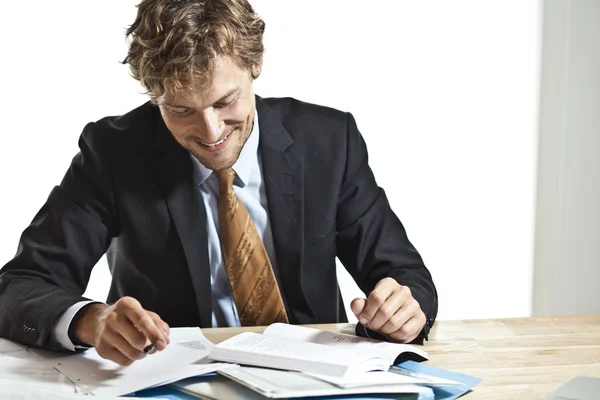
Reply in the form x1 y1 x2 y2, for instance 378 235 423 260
160 88 240 109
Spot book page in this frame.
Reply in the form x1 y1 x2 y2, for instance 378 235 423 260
209 332 389 378
263 323 428 365
212 332 371 365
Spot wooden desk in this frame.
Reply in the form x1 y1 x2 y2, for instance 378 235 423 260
203 315 600 400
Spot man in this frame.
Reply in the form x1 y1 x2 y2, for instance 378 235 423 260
0 0 437 366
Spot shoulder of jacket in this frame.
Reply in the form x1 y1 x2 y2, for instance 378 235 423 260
260 96 349 124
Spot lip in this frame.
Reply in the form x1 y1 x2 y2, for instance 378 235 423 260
195 131 233 153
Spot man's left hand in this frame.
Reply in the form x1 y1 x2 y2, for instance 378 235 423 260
351 277 426 343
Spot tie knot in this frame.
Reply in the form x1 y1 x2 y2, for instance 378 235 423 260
215 168 236 192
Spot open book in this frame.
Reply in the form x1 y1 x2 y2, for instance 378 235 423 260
208 323 427 380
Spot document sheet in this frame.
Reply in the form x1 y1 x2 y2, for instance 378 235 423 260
216 366 434 398
0 380 166 400
30 327 235 396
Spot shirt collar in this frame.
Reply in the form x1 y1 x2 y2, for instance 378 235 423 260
190 109 259 188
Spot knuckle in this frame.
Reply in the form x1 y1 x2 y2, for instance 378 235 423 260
380 306 395 319
118 296 140 309
369 292 385 305
105 312 118 325
398 324 412 337
411 297 421 309
400 286 412 296
409 301 422 316
367 318 382 330
138 314 154 328
385 319 402 333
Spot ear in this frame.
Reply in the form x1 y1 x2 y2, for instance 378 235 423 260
251 57 263 79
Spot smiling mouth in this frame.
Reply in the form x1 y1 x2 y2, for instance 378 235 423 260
198 132 232 147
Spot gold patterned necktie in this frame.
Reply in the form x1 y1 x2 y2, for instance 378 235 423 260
215 168 289 326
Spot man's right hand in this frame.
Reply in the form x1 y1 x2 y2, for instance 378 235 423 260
73 297 170 366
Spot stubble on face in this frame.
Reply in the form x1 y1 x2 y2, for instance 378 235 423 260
185 111 254 172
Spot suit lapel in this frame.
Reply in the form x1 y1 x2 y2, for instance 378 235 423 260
256 97 315 322
152 117 213 328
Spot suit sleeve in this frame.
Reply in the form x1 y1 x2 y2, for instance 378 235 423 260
335 112 438 342
0 122 117 349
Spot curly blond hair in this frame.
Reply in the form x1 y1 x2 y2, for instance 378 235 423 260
122 0 265 101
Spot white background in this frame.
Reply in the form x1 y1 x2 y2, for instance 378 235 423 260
0 1 542 321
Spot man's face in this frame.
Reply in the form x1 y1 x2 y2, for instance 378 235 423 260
158 57 257 171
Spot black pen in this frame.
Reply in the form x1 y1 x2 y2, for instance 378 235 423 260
143 344 155 353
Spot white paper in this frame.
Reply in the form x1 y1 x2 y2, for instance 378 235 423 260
171 375 266 400
0 380 164 399
263 323 428 364
217 366 433 399
305 370 462 388
0 340 78 394
31 327 236 396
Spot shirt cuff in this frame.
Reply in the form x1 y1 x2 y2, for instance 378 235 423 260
52 300 101 351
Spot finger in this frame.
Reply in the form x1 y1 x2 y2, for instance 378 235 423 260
114 313 148 352
106 300 153 352
350 298 366 320
149 312 170 345
376 301 416 335
118 299 167 350
96 333 141 367
98 344 136 367
359 280 397 324
109 330 147 363
367 290 409 331
387 312 426 343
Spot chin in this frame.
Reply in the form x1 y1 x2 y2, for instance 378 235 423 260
190 149 236 171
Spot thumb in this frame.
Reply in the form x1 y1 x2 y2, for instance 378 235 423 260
350 297 366 318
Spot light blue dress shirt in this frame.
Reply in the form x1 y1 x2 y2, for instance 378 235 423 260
53 111 277 349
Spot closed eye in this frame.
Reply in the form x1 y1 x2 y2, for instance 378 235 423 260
214 95 238 109
166 106 192 116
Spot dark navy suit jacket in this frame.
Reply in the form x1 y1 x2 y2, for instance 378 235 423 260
0 96 437 349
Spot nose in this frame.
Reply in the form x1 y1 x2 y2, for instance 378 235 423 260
197 109 223 143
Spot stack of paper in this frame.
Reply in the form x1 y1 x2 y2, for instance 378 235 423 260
28 325 480 399
30 327 235 396
169 362 480 400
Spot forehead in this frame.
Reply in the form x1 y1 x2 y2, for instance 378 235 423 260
161 57 250 106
